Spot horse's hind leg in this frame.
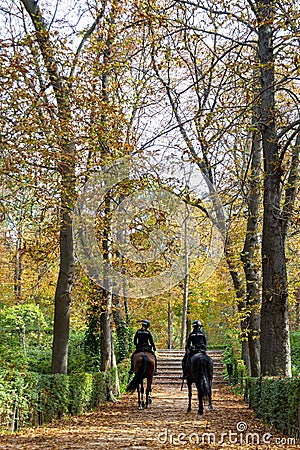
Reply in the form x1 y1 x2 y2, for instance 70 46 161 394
147 387 153 405
187 382 192 413
141 382 145 408
146 377 152 408
145 388 149 408
137 385 142 409
197 387 204 415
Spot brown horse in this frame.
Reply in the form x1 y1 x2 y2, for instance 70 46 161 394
186 351 213 415
126 351 155 409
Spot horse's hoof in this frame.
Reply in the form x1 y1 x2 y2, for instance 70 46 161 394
138 405 143 410
148 398 152 404
208 405 214 410
187 408 191 413
198 410 203 415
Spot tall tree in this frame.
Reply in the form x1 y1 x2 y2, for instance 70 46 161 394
252 0 300 376
240 69 262 376
19 0 108 373
21 0 76 373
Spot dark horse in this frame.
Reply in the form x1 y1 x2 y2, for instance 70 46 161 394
186 351 213 415
126 351 155 409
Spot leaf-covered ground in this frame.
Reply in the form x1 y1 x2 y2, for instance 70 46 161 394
0 386 298 449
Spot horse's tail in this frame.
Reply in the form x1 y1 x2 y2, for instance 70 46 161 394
196 354 212 400
126 354 148 393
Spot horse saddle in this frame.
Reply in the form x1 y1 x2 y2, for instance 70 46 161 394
138 345 152 353
191 345 206 355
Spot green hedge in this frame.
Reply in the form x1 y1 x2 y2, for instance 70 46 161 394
248 377 300 438
0 361 130 431
0 370 40 431
291 330 300 376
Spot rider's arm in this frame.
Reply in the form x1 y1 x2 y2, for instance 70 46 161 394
148 332 156 351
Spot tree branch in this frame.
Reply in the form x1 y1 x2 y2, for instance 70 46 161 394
69 1 108 79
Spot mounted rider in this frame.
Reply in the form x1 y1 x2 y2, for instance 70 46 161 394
181 319 207 379
129 320 158 375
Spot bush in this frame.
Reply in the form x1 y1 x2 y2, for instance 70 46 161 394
222 340 247 390
90 371 108 407
26 347 52 374
291 330 300 376
0 370 40 431
68 373 94 415
248 377 300 438
39 374 70 422
0 363 128 432
68 331 89 373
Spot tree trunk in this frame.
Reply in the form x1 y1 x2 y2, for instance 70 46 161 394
111 338 120 397
241 73 262 377
14 223 23 303
256 0 291 376
180 206 189 349
181 272 189 349
84 283 102 370
21 0 75 374
168 293 172 349
100 289 113 373
99 189 114 374
225 243 250 371
100 288 117 401
52 207 74 374
295 295 300 330
112 293 129 361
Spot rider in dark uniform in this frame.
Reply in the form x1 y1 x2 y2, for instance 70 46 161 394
181 320 207 379
129 320 158 375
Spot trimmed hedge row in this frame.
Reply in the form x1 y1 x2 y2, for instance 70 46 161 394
248 377 300 438
0 360 130 431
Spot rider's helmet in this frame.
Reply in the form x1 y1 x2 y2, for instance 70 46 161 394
192 320 203 328
142 319 150 329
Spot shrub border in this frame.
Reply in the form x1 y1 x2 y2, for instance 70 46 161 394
248 376 300 439
0 360 129 431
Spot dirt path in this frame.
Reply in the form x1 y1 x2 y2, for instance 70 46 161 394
0 386 298 449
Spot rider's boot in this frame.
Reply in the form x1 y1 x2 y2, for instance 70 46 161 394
180 355 188 379
153 358 158 375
